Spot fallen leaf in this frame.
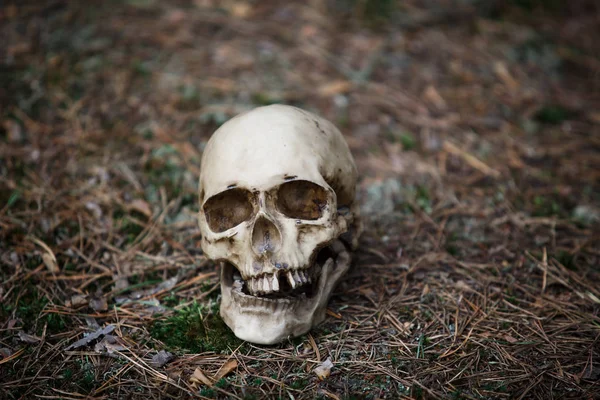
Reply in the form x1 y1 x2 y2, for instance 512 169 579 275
18 331 42 344
588 112 600 124
112 276 129 292
129 199 152 218
214 359 238 380
66 294 88 308
156 275 179 292
190 367 213 387
423 85 447 110
493 61 518 91
28 236 58 273
89 297 108 312
94 335 127 354
318 80 352 97
85 201 103 219
0 348 13 359
3 119 23 143
150 350 174 368
65 324 116 350
229 1 251 18
504 335 519 344
314 357 334 380
421 283 430 297
42 253 59 273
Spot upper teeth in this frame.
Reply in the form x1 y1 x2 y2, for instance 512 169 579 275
237 269 312 295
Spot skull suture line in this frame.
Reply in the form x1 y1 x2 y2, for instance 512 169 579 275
198 105 360 344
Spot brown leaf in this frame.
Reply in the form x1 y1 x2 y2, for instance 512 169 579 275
28 236 58 273
3 119 23 143
504 335 519 344
493 61 518 91
190 367 213 387
318 80 352 97
423 85 447 110
314 357 333 380
421 283 430 297
18 331 42 344
129 199 152 218
94 335 127 354
214 359 238 380
89 297 108 312
42 253 59 273
66 294 88 308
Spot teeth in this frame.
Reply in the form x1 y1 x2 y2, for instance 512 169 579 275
244 267 318 296
253 278 260 294
293 270 302 285
233 279 243 291
287 271 297 288
299 270 308 284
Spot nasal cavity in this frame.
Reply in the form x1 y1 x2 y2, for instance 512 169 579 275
251 216 282 256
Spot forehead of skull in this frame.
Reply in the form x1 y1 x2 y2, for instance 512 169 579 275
200 105 336 200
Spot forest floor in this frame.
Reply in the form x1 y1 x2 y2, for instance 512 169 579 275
1 1 599 399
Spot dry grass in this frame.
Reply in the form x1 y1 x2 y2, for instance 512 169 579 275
1 1 599 399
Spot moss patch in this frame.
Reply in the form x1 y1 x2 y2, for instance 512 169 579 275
150 301 243 353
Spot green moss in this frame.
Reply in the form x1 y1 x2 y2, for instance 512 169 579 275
199 387 216 398
289 378 308 390
415 185 432 214
399 132 416 150
556 250 576 270
215 378 229 389
532 195 561 217
5 190 21 210
150 301 243 353
411 386 424 400
62 368 73 381
252 377 263 386
535 105 572 125
5 286 68 335
445 244 459 256
76 359 96 391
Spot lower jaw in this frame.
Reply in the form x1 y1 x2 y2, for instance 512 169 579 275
218 259 335 345
217 240 350 344
220 286 326 344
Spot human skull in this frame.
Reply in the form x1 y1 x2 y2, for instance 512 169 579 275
198 105 360 344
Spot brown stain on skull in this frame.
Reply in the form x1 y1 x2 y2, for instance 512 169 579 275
314 119 326 136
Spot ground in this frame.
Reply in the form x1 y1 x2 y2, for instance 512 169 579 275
1 0 599 399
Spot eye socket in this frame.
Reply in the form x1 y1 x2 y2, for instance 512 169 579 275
276 180 329 220
203 189 254 233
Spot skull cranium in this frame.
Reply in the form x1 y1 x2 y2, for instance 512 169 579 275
198 105 360 344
